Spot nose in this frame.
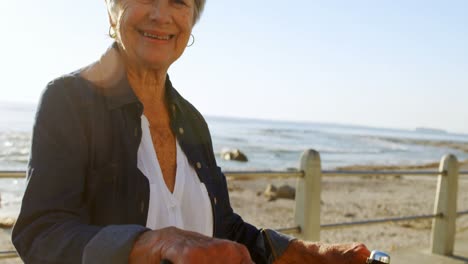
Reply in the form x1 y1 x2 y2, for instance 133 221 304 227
148 1 172 24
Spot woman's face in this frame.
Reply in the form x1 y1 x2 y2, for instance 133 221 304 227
111 0 195 70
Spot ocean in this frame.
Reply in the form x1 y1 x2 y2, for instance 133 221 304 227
2 101 468 171
1 101 468 216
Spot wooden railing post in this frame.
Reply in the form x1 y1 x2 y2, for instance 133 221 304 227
431 154 459 255
294 149 321 241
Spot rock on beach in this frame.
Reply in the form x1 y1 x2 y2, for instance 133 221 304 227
263 184 295 201
221 149 248 162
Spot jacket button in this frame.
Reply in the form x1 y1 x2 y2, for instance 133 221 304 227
214 197 217 205
134 127 138 137
172 104 176 112
140 201 145 213
179 127 184 135
196 162 202 169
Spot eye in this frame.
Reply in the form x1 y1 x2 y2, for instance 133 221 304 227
136 0 154 4
173 0 188 6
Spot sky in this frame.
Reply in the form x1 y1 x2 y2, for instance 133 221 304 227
1 1 467 134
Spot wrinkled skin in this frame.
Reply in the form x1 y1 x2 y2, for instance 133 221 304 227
275 239 370 264
130 227 370 264
109 0 195 72
129 227 254 264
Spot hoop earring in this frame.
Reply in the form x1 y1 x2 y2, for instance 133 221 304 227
187 34 195 47
109 26 117 39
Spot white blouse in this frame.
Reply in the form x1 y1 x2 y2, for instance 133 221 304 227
137 115 213 237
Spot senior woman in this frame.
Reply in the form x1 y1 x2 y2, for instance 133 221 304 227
12 0 370 263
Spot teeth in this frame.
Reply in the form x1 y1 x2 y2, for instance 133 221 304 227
143 32 170 40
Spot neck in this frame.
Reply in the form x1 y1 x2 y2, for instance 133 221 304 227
114 44 172 126
115 42 168 105
123 57 172 127
126 65 167 105
127 65 171 127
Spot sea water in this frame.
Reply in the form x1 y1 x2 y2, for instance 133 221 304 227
1 101 468 215
3 101 468 172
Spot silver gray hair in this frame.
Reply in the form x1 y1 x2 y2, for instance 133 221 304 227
192 0 206 25
105 0 206 25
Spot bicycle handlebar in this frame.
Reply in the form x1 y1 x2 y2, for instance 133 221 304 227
160 249 391 264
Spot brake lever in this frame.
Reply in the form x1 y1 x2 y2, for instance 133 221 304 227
366 250 390 264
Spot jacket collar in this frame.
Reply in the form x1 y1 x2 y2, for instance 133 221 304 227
104 73 140 110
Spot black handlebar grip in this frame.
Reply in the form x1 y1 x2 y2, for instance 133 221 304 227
160 259 173 264
366 260 388 264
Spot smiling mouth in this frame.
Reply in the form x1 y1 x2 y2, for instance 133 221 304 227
140 30 174 40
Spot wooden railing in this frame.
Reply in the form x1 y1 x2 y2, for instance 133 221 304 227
1 150 467 259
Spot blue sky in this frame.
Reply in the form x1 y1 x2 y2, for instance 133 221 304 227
1 1 467 133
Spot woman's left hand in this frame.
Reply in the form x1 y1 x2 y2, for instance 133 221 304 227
274 239 370 264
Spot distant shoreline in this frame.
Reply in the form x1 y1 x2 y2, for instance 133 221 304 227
2 101 468 137
363 136 468 152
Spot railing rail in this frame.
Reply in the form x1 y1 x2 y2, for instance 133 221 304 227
2 170 468 179
1 153 467 259
0 251 18 260
458 210 468 216
321 213 445 230
225 170 304 180
0 171 25 179
322 170 448 176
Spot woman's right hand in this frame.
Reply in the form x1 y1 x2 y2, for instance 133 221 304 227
274 239 370 264
129 226 254 264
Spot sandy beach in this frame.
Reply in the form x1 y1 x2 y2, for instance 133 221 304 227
229 160 468 252
1 160 467 263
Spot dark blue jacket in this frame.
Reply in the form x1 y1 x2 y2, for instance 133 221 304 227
12 62 292 263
